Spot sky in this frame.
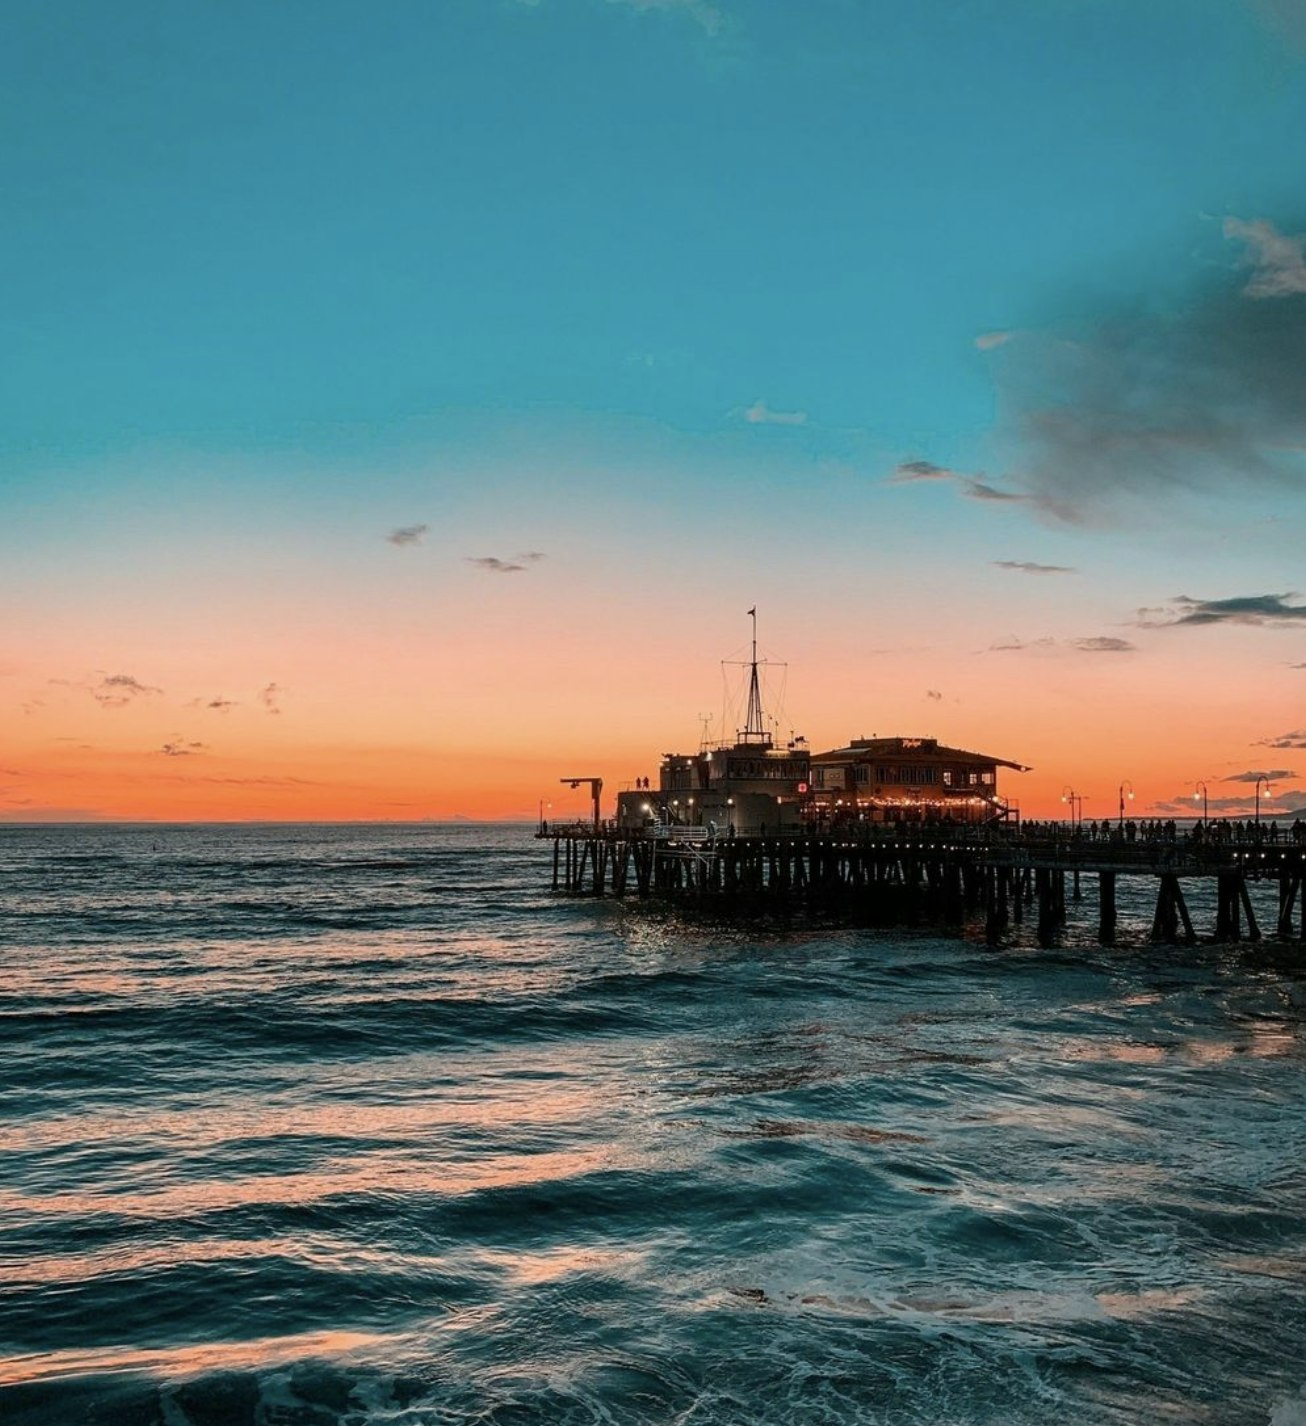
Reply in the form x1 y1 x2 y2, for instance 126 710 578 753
3 0 1306 823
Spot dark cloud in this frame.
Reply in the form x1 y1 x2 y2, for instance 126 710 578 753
980 217 1306 523
1257 731 1306 749
160 741 208 757
1071 636 1136 653
925 689 943 701
1224 768 1297 782
992 560 1075 575
205 697 237 712
1138 593 1306 628
259 683 284 715
386 524 429 547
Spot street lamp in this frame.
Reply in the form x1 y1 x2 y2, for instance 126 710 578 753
1061 785 1083 832
1193 780 1208 824
1118 779 1134 831
1255 775 1273 826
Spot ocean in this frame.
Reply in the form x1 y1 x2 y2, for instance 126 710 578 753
2 822 1304 1425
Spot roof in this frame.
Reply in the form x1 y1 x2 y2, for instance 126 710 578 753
812 737 1029 772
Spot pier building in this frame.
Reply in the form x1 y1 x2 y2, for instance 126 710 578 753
809 737 1026 825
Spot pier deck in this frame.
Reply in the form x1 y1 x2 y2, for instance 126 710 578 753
541 826 1306 946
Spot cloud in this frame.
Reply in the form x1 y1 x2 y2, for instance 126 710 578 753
981 216 1306 523
992 560 1075 575
386 523 429 547
518 551 547 563
1138 593 1306 628
159 741 208 757
259 682 284 715
744 400 808 426
891 459 955 482
204 696 237 712
975 330 1013 350
1224 768 1297 782
1248 0 1306 44
1257 731 1306 749
891 460 1025 504
925 689 943 701
89 674 162 707
986 634 1132 653
987 636 1057 653
961 479 1026 503
1225 216 1306 298
468 556 527 574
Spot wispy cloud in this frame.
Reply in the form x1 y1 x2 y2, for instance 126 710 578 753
62 673 164 708
204 696 237 713
987 636 1057 653
963 479 1026 503
1224 768 1298 782
743 400 808 426
891 460 1025 504
259 682 284 715
925 689 942 701
467 552 546 574
386 523 429 547
1257 730 1306 748
1225 216 1306 298
986 634 1132 654
975 330 1013 351
979 216 1306 523
891 459 955 482
1137 593 1306 628
159 740 208 757
993 560 1075 575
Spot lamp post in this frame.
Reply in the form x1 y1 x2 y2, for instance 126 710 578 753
1061 785 1083 833
1193 780 1208 824
1118 779 1134 832
1255 775 1272 827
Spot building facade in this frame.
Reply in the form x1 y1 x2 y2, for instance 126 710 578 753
809 736 1025 825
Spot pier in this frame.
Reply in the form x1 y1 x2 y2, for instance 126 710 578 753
542 825 1306 947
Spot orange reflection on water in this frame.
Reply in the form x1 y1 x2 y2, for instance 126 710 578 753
0 1142 634 1221
6 1077 608 1155
0 1328 391 1388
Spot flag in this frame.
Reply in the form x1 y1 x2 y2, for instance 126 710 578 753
747 606 756 616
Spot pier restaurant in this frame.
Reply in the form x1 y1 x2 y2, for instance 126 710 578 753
810 736 1027 825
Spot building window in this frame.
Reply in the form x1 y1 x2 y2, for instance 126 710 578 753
943 771 953 787
855 765 868 784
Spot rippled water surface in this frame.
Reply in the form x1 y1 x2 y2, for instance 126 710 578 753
2 823 1305 1425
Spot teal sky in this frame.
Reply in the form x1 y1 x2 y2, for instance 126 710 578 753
5 0 1306 820
6 0 1304 471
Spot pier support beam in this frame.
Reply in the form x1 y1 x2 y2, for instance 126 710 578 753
1151 874 1195 944
1098 871 1117 944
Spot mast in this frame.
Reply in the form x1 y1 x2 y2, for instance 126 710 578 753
742 605 767 744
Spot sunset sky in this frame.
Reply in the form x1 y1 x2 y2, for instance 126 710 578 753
4 0 1306 822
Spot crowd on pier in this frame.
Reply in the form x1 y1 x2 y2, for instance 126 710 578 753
1017 818 1306 846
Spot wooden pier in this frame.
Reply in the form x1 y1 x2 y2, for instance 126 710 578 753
542 826 1306 946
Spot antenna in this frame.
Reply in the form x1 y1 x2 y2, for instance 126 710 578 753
698 712 714 752
742 605 766 744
